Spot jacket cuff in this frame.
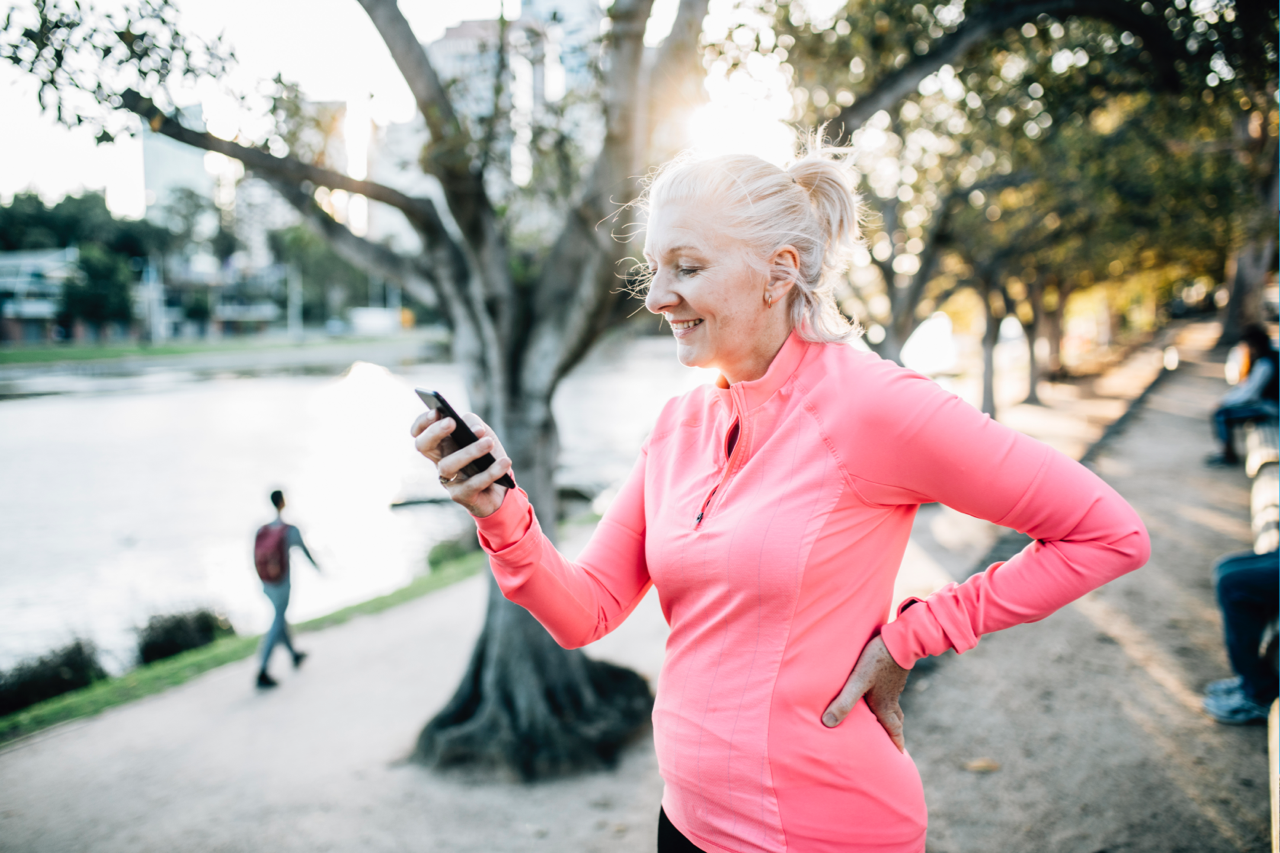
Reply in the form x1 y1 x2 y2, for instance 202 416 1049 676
474 486 537 558
879 594 954 670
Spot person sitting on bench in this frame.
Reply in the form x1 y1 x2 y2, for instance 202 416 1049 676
1206 323 1277 467
1202 548 1279 724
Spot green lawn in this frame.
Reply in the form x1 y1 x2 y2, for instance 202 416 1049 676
0 340 275 365
0 552 486 746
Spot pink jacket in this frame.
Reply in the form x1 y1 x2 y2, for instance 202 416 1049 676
475 332 1149 852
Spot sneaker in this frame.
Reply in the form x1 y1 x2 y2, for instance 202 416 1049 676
256 671 278 689
1204 452 1240 468
292 651 308 669
1204 676 1244 698
1203 690 1269 725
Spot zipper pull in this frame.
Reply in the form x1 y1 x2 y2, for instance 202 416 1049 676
696 511 704 524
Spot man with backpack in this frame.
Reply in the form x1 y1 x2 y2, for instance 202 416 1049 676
253 489 321 688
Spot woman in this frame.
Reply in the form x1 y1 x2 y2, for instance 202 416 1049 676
411 148 1150 853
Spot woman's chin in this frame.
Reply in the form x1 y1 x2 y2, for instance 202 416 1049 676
673 340 708 369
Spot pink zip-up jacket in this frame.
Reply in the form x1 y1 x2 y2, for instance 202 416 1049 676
475 331 1149 852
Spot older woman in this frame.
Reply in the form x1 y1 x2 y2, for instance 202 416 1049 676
411 149 1149 853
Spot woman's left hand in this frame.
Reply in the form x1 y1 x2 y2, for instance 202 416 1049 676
821 636 909 753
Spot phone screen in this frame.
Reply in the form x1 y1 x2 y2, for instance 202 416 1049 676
415 389 516 489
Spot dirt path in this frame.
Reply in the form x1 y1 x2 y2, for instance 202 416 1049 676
905 324 1270 853
0 323 1266 852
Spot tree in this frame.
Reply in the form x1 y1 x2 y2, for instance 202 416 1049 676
0 190 171 337
64 242 135 333
731 0 1273 403
3 0 713 778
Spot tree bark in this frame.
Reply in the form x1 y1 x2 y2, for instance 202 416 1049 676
1220 237 1276 348
980 280 1001 418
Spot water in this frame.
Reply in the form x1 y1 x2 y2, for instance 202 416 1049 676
0 333 714 673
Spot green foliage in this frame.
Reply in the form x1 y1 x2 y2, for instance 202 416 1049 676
0 191 169 257
713 0 1276 358
64 242 134 326
0 639 107 716
136 609 235 665
428 534 481 569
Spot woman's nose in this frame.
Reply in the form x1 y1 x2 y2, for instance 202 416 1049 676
645 272 676 315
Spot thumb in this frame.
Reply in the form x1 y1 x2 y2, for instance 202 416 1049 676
822 667 870 728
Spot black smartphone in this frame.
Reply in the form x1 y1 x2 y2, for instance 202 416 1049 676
415 389 516 489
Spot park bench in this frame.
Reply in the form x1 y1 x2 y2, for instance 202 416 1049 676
1243 421 1280 853
1244 418 1279 480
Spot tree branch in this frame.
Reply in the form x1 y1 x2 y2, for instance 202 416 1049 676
119 90 450 239
834 0 1188 133
262 176 448 310
520 0 660 397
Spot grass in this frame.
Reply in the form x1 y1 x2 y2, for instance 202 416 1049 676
0 339 278 365
0 551 486 746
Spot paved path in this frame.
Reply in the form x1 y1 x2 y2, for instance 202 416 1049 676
1 322 1267 852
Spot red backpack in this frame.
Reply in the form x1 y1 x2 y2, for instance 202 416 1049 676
254 524 290 582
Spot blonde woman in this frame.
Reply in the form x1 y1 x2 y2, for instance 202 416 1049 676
411 147 1150 853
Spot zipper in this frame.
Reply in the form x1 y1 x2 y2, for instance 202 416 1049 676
695 387 747 529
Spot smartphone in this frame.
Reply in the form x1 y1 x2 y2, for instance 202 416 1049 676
415 389 516 489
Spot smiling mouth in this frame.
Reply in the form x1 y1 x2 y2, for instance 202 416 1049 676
670 319 703 331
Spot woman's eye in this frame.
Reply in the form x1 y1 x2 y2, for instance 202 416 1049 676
678 267 700 277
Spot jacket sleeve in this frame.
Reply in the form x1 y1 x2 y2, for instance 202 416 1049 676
472 447 652 649
845 369 1151 669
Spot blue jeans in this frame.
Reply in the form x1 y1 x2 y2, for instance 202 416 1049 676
1212 404 1276 459
1214 550 1279 704
260 578 296 671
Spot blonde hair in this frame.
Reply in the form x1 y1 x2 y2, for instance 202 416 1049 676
640 139 863 344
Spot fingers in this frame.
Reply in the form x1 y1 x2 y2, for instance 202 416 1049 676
868 697 906 754
409 408 439 438
412 413 455 461
436 433 500 481
822 668 869 729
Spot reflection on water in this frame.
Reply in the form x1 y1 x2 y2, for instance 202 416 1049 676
0 333 710 672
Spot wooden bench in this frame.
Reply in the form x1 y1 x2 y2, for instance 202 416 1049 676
1245 418 1280 479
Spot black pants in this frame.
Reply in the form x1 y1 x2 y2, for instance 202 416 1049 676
1215 549 1280 703
659 808 706 852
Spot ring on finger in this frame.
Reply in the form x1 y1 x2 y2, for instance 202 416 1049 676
439 473 464 486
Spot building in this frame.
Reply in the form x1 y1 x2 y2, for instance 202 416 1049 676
0 247 80 343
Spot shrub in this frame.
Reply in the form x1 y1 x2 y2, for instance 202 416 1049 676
137 609 235 665
428 533 481 570
0 640 108 716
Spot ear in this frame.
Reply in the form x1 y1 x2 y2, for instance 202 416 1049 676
766 245 801 302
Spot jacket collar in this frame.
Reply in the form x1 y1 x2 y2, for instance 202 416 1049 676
713 329 812 412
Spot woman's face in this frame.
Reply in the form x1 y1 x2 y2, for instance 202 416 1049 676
643 200 787 384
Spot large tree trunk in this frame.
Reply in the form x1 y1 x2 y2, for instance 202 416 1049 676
1021 279 1044 405
414 399 653 779
1220 237 1276 348
980 283 1000 419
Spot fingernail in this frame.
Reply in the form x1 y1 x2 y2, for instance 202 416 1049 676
822 713 838 728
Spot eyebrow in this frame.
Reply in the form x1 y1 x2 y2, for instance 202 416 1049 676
646 244 704 259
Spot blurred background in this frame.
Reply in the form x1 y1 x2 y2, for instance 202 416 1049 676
0 0 1275 848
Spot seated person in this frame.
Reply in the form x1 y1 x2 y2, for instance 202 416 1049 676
1202 549 1279 724
1206 323 1278 467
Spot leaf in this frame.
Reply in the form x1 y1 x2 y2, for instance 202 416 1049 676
963 757 1001 773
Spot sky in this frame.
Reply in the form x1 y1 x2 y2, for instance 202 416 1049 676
0 0 795 219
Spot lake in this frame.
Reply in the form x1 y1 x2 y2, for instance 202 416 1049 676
0 333 715 672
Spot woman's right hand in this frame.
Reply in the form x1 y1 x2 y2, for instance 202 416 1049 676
410 409 513 518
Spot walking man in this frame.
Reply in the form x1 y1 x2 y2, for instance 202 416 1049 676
253 489 321 688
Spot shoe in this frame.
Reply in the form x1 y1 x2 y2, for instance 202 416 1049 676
256 671 278 689
1203 690 1269 725
1204 676 1243 698
1204 452 1240 468
292 651 308 669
